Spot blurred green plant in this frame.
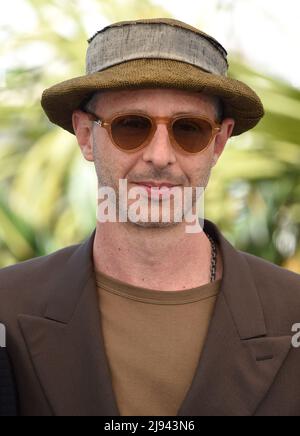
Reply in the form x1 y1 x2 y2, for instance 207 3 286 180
0 0 299 272
206 59 300 271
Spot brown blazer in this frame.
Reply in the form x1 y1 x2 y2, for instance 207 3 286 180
0 219 300 416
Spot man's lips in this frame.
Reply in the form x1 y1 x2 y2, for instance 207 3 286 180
131 181 181 198
132 181 180 188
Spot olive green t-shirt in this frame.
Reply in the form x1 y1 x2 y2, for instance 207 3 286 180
95 268 221 416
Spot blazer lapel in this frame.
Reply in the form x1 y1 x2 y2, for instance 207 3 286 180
178 220 292 416
18 231 119 416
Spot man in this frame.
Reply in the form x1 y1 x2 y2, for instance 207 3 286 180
0 18 300 416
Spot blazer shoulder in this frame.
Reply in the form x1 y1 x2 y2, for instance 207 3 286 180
0 243 80 319
0 243 80 288
242 250 300 286
241 250 300 334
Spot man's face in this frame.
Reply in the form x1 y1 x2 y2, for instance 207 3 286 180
73 88 235 228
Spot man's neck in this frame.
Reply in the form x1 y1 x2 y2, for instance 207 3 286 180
93 221 223 292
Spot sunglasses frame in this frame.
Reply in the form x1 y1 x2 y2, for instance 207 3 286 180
85 110 222 155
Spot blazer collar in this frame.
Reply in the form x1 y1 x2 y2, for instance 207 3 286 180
18 220 291 416
18 228 120 416
203 219 266 339
177 220 291 416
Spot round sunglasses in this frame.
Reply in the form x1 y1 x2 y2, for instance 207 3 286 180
85 111 221 154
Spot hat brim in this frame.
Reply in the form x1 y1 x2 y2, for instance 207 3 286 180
41 59 264 136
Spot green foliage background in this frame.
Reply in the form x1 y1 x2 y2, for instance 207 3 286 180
1 0 299 272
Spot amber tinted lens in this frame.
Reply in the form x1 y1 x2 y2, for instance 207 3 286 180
173 117 213 153
111 115 152 150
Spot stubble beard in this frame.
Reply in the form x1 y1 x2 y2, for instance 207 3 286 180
93 139 213 230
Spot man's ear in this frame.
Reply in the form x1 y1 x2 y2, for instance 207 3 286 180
212 118 235 167
72 110 94 162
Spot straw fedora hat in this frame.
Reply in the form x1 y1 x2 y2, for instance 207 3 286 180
41 18 264 136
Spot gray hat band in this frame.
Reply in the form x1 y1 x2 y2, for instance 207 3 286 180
86 23 228 77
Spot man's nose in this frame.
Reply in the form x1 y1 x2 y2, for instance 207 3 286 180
142 124 177 168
